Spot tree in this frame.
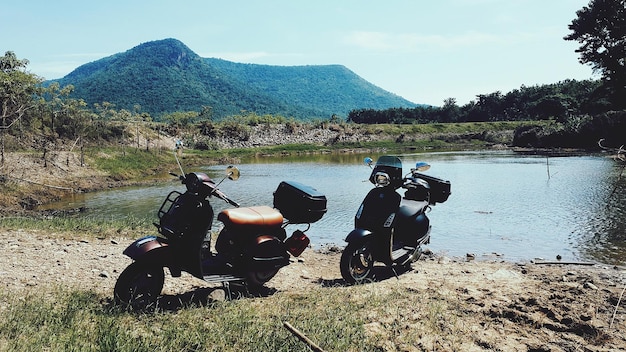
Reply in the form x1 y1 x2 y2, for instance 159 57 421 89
44 82 75 137
564 0 626 108
0 51 43 164
440 98 460 123
469 92 504 122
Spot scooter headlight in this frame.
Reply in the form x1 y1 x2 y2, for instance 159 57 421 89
374 172 390 187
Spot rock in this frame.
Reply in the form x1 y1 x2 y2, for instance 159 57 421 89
209 289 227 301
584 282 598 290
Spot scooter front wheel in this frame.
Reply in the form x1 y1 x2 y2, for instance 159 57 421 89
340 241 374 284
114 262 165 310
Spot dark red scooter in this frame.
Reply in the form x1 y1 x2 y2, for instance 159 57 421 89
114 163 326 309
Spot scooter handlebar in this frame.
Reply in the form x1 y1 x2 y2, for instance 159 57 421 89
226 198 240 207
212 188 240 207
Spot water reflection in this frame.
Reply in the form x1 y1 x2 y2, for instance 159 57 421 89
38 150 626 265
577 173 626 265
405 151 625 264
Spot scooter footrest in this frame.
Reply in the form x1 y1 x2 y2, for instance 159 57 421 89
202 274 246 284
391 248 410 261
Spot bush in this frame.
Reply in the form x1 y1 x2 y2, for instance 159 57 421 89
512 111 626 149
220 122 251 141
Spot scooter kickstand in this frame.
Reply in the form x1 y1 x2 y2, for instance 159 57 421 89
391 266 400 280
222 281 233 300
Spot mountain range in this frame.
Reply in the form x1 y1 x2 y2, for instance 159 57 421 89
48 38 419 120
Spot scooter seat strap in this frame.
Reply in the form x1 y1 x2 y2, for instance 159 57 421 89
218 206 284 227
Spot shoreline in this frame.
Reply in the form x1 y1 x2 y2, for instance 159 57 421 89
3 145 622 271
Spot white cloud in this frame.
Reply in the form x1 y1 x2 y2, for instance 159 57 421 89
343 30 551 53
342 31 499 53
342 31 393 50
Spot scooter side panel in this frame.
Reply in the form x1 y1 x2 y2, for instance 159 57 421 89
246 235 290 270
394 211 430 246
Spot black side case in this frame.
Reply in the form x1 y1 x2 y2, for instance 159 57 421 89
273 181 327 224
415 173 451 204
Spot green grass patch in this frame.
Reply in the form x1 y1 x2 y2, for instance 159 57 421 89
0 214 154 239
349 121 527 135
87 148 176 180
0 281 477 351
0 286 376 351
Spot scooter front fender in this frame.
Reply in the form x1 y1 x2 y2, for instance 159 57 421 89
344 228 373 243
122 236 172 265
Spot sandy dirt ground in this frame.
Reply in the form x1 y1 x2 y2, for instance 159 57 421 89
0 229 624 351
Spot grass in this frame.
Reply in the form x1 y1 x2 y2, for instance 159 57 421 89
87 148 174 181
0 214 154 239
0 282 474 351
350 120 540 135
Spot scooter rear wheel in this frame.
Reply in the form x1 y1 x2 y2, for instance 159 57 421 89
340 241 374 284
246 269 279 287
114 262 165 310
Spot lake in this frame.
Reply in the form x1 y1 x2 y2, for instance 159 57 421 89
41 150 626 265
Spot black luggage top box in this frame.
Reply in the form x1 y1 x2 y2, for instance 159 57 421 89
415 173 451 204
273 181 327 224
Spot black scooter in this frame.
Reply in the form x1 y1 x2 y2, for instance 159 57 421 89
340 155 451 283
114 161 327 309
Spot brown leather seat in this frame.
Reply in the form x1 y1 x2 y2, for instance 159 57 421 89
217 206 283 228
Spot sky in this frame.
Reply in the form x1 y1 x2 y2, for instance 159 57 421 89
2 0 596 106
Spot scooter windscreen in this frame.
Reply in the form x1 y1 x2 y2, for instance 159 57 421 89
369 156 403 188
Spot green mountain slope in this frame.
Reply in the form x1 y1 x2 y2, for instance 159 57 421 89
205 58 418 117
50 38 418 119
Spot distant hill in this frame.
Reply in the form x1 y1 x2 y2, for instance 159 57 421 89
205 58 418 118
48 38 418 120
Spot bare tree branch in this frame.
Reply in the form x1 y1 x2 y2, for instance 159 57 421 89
598 139 625 162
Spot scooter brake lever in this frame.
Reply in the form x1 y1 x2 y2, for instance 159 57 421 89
169 172 183 180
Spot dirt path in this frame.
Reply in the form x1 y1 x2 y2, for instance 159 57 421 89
1 229 625 350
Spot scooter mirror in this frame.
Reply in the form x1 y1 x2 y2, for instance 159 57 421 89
415 162 431 172
364 157 374 167
226 166 240 181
